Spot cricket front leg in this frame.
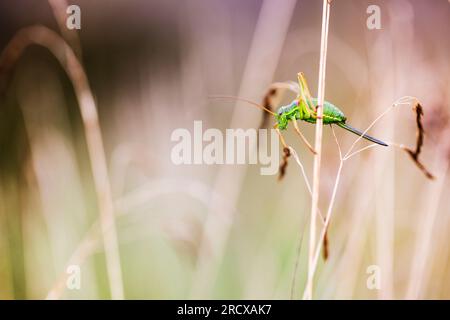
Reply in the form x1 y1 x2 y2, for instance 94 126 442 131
274 124 288 149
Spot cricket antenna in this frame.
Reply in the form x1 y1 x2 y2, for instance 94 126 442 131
209 95 277 116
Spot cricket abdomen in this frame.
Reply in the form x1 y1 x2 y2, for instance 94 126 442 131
323 101 346 124
304 99 346 124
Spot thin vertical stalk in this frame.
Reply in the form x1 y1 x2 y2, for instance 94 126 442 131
303 0 331 300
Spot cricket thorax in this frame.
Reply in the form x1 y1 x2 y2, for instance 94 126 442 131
276 101 299 130
276 100 298 116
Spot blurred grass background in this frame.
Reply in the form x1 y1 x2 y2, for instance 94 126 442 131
0 0 449 299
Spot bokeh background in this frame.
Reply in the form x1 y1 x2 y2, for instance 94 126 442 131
0 0 449 299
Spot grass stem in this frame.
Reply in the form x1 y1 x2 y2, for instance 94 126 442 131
303 0 331 300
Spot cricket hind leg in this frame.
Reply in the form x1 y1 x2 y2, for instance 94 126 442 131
293 72 319 154
292 119 317 154
297 72 316 114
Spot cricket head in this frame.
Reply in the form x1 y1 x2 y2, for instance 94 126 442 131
276 108 289 130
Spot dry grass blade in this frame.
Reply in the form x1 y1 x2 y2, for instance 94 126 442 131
278 147 291 181
401 103 435 180
260 88 277 129
322 229 329 260
0 25 124 299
